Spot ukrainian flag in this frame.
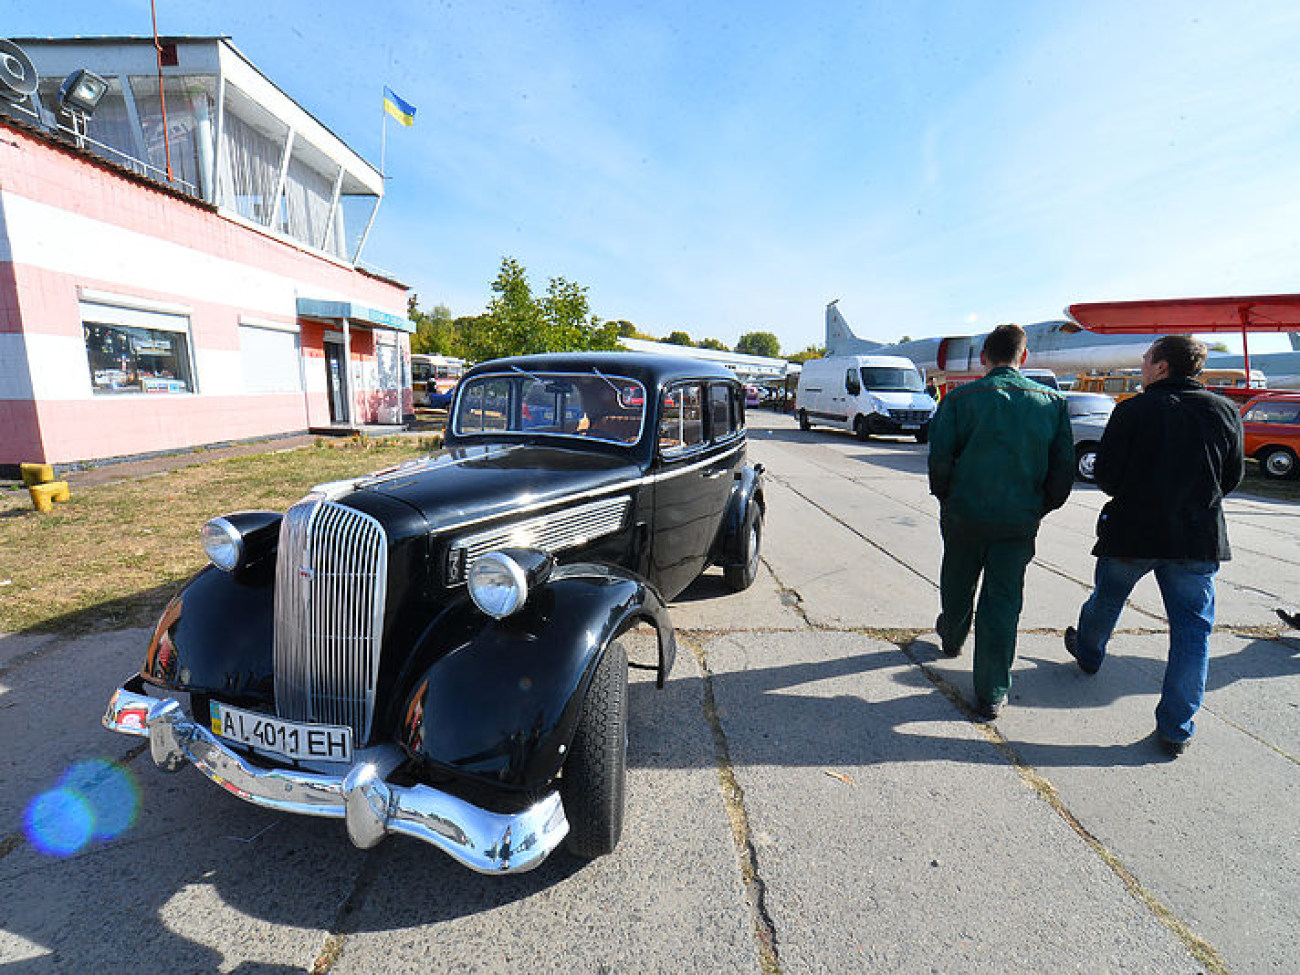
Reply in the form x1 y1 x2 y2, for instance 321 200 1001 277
383 87 416 127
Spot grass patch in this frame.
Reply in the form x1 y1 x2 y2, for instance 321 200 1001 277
0 438 436 635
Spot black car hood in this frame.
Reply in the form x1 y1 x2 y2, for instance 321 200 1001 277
344 443 642 534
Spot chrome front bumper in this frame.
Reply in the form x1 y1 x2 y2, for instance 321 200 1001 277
103 676 569 874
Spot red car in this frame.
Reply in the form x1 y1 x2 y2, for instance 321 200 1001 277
1240 392 1300 480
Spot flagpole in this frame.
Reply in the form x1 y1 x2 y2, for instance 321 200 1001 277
380 96 388 178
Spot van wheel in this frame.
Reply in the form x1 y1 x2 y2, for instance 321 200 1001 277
798 410 811 431
1261 446 1298 480
915 426 929 444
854 416 870 441
1076 444 1099 482
562 641 628 858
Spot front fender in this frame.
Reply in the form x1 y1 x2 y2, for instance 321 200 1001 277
713 463 765 566
397 563 675 792
142 563 275 699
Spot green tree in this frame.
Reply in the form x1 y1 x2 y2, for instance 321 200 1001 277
736 331 781 358
408 297 458 355
664 330 694 346
697 337 729 351
787 344 826 363
460 256 618 362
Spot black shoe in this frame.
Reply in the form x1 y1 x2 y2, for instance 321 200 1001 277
1064 626 1099 675
1276 608 1300 630
936 613 961 657
975 697 1004 721
1157 734 1190 758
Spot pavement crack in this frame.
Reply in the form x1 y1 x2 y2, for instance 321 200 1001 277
687 636 781 974
309 844 390 974
758 556 814 628
897 636 1233 975
770 474 936 589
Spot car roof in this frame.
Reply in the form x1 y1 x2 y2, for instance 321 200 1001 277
461 351 739 387
1242 391 1300 410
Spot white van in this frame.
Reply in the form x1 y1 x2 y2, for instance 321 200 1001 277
796 354 936 442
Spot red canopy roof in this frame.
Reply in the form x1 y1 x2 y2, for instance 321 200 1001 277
1067 294 1300 334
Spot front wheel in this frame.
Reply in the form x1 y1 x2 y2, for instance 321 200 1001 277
1076 443 1098 482
562 641 628 858
1261 446 1298 480
854 415 870 441
798 409 811 431
724 506 763 592
915 425 929 444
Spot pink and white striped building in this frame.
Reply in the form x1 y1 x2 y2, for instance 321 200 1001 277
0 37 413 476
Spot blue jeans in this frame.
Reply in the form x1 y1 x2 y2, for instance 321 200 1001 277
1075 557 1218 743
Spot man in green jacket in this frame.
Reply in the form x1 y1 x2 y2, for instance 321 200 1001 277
928 323 1075 719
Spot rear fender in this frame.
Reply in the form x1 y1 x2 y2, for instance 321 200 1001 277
712 464 765 566
397 563 675 791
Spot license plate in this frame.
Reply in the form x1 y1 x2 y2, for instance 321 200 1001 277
210 702 353 763
902 423 919 430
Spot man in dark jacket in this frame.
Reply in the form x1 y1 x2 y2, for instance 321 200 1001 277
929 323 1075 719
1065 335 1244 757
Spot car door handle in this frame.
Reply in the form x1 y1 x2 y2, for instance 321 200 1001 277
703 468 729 479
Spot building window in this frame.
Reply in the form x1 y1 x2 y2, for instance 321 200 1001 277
83 321 194 394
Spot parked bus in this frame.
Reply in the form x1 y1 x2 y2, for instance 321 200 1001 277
411 354 465 408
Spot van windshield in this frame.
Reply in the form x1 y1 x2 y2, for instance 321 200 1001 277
860 367 924 392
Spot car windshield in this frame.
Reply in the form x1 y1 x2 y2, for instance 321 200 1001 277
452 371 647 444
859 366 924 392
1067 393 1115 419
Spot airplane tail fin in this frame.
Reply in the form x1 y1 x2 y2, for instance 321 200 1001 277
825 301 882 353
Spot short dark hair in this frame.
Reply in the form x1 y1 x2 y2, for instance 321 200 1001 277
1149 335 1207 379
983 323 1027 366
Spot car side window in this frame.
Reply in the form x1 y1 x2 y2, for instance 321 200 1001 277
1247 404 1300 424
845 369 861 395
660 382 705 454
708 384 734 441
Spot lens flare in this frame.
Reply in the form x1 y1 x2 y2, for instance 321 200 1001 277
24 760 140 856
24 789 93 857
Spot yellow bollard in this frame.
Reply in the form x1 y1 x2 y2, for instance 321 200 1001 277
29 480 70 513
21 463 53 487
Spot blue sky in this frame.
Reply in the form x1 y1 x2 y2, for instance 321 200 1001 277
9 1 1300 354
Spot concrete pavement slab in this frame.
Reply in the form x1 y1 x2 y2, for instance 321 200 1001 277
0 631 58 670
757 476 940 629
0 625 370 972
330 647 758 975
976 633 1300 974
704 629 1203 973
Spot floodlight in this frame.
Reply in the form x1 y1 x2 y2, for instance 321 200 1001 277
58 69 109 117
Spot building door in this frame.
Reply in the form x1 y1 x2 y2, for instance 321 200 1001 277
324 341 348 423
375 339 401 424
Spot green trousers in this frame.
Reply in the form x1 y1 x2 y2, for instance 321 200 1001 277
937 517 1037 706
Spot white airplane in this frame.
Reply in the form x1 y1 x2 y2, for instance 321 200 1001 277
825 301 1300 389
824 301 1157 381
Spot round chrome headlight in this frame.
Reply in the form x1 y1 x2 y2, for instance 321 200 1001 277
467 551 530 618
201 518 243 572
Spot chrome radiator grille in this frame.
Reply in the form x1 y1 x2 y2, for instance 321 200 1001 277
447 495 631 583
274 497 387 743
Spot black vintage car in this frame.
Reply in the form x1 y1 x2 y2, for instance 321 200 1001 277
104 352 764 873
